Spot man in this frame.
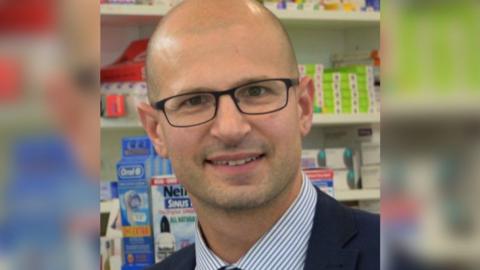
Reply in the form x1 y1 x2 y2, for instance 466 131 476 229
138 0 380 269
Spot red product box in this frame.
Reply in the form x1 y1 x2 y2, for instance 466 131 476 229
304 168 334 197
0 58 22 103
105 94 126 117
101 39 149 82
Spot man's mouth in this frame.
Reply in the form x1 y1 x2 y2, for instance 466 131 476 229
205 153 265 167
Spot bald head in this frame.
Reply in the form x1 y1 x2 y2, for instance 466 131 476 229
146 0 298 103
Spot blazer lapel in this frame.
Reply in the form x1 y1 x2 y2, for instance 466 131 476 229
304 188 360 270
171 244 196 270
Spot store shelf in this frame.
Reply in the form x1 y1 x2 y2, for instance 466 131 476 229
384 95 480 119
269 9 380 28
334 189 380 201
312 113 380 126
101 3 169 16
101 4 380 28
101 113 379 129
101 118 142 129
100 4 168 26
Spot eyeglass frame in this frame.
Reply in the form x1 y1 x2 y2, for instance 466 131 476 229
151 78 300 128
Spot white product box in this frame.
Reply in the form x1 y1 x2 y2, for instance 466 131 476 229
286 2 297 10
318 147 356 169
150 176 196 263
333 169 358 190
298 65 306 76
361 165 380 189
360 142 380 165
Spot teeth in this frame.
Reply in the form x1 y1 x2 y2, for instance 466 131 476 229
211 156 260 166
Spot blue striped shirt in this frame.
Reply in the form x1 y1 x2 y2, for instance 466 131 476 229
195 173 318 270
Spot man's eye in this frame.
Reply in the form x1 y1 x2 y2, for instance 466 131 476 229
179 94 211 108
246 86 267 97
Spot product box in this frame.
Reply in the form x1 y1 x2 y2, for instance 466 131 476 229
301 149 321 169
300 64 323 113
101 181 119 201
360 142 380 165
101 39 148 82
116 136 157 268
118 179 154 267
101 82 149 120
317 147 355 169
326 65 377 114
333 169 358 190
150 176 196 263
117 136 157 181
304 168 334 197
361 165 380 188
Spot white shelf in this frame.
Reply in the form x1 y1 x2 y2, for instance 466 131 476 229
312 113 380 126
101 4 168 26
101 113 379 129
269 9 380 28
101 3 169 16
101 4 379 28
334 189 380 201
101 118 142 129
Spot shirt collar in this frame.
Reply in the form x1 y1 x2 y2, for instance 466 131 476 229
195 173 318 270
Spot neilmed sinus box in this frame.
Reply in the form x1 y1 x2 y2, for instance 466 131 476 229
117 136 155 268
150 176 196 263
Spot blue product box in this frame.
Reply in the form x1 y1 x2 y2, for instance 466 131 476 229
100 181 118 201
117 136 156 268
118 179 155 267
117 136 155 181
366 0 380 11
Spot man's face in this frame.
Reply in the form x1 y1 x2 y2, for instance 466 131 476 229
146 24 312 210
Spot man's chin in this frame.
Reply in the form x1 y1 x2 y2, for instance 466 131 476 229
205 188 277 211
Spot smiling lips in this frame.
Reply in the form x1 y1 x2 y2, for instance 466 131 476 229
206 153 265 167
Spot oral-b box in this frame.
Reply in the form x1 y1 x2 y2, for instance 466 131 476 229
118 180 154 267
304 168 334 197
150 176 196 263
116 136 156 268
117 136 155 181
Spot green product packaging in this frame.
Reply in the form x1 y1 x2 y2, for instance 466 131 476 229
323 72 343 82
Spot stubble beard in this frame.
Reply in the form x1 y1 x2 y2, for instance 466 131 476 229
174 147 300 213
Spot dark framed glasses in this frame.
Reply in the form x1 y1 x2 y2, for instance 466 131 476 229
152 78 299 128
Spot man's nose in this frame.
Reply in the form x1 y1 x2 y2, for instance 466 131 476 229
209 95 251 146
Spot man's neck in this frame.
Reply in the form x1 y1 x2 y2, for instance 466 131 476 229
194 172 304 264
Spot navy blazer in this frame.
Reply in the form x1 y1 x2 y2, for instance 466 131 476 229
146 188 380 270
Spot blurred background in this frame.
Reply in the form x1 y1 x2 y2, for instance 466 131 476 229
382 0 480 269
0 0 99 269
0 0 479 269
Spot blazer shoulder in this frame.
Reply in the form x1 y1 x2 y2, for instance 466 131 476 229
351 208 380 237
346 207 380 253
143 244 196 270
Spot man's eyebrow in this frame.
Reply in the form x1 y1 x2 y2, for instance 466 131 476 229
174 76 271 95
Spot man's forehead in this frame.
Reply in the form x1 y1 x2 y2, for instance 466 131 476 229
150 30 289 95
147 0 298 100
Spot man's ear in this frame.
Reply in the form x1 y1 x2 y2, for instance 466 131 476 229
296 76 314 137
137 102 169 158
